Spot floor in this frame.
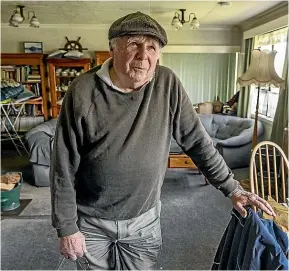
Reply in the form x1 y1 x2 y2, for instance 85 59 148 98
1 142 250 270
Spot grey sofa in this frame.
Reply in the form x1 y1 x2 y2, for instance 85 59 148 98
25 119 57 187
171 114 263 169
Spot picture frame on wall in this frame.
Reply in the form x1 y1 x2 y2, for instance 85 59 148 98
23 42 43 53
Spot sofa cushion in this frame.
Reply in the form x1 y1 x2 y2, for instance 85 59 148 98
199 114 256 140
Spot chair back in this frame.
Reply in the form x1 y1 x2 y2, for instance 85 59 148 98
250 141 288 203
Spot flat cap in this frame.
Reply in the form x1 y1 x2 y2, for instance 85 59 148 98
108 11 168 46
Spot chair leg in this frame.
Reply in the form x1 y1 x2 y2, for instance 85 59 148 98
205 178 210 185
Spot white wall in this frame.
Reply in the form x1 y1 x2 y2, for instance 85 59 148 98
1 24 241 59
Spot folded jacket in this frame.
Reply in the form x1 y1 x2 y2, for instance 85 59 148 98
212 207 288 270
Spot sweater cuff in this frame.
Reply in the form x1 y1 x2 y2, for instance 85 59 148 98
218 174 239 197
57 224 79 238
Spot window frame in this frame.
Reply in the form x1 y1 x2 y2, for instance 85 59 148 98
250 38 287 121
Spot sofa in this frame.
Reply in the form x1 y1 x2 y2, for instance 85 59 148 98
171 114 263 169
25 119 57 187
25 114 263 186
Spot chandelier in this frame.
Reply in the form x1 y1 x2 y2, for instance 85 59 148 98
171 9 200 30
9 5 40 28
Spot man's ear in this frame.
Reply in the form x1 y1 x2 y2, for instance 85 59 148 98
109 42 114 57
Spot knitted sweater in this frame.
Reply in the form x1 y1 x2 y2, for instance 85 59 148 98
50 64 238 237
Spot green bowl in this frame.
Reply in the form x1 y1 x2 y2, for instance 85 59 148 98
1 173 22 212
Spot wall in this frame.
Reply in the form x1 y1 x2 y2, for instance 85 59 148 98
1 24 241 59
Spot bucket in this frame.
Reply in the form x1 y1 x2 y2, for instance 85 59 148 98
1 173 22 211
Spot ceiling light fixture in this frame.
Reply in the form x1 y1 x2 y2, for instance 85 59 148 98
218 2 232 8
9 5 40 28
171 9 200 30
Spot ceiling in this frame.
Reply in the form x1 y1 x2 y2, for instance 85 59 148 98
1 1 285 27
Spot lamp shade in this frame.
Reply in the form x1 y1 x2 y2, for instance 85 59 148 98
237 49 285 88
30 16 40 27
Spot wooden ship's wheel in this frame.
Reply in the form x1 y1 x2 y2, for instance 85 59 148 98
59 37 88 52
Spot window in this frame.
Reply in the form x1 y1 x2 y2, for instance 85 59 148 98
251 27 287 120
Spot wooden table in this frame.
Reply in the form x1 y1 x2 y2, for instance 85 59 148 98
167 154 209 184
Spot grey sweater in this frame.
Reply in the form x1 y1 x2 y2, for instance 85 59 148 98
51 65 238 237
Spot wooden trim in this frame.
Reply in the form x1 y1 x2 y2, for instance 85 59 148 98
46 58 91 65
240 2 288 32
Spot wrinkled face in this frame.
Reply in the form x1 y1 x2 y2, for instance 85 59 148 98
110 35 161 86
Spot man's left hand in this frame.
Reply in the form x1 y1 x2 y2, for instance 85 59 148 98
231 190 276 218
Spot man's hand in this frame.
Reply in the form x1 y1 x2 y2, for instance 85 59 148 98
60 231 87 261
230 186 276 218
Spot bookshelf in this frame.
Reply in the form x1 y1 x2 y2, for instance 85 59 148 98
1 53 49 121
94 51 110 66
47 58 91 118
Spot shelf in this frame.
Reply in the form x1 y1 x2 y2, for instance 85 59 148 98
1 53 48 120
11 97 43 105
56 75 77 78
47 58 91 118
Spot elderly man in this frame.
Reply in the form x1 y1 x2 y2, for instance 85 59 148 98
51 11 275 270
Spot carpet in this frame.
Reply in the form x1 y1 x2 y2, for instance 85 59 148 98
1 169 233 270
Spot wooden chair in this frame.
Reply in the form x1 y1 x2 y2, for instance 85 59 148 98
250 141 288 203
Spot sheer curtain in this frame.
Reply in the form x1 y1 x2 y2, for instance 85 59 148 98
237 38 254 118
161 53 236 105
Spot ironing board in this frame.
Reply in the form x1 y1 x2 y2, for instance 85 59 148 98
1 97 42 156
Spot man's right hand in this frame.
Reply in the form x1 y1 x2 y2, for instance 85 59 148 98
60 231 87 261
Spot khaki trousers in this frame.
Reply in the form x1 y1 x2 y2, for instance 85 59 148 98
76 201 162 270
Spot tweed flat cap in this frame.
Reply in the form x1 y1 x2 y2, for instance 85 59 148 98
108 11 168 46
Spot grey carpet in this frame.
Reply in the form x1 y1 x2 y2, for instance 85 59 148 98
1 168 239 270
1 141 250 270
157 170 232 270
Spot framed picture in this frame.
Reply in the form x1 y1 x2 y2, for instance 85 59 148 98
23 42 43 53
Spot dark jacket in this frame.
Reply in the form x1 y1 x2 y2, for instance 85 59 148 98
212 207 288 270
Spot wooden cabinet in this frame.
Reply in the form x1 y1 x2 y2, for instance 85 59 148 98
168 154 197 169
1 53 49 120
94 51 110 66
47 58 91 118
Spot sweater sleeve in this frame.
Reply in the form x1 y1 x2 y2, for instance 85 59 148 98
172 81 238 196
50 83 85 237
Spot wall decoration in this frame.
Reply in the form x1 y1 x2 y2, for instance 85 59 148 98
23 42 43 53
59 37 88 52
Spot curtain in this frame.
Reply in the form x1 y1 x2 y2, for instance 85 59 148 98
270 33 288 147
255 27 288 46
237 38 254 118
161 53 236 105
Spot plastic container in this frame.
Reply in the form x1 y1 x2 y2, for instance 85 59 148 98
1 172 22 211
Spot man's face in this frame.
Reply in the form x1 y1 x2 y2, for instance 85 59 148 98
110 35 161 86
